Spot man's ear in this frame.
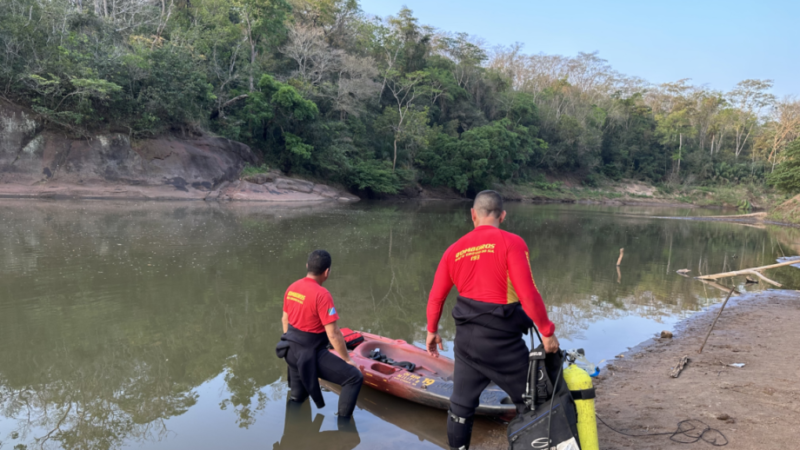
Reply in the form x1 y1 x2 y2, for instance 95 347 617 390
500 210 507 223
324 268 331 278
470 208 477 221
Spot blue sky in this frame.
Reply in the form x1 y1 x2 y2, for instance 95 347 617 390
360 0 799 97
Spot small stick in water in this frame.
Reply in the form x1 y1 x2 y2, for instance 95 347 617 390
616 248 624 266
698 286 736 354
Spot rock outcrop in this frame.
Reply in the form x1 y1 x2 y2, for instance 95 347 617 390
0 100 358 202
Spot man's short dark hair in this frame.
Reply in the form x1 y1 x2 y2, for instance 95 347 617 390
473 190 504 218
307 249 332 275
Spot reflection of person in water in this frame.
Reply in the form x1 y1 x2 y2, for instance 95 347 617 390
273 399 361 450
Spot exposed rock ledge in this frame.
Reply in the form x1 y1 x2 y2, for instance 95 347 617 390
0 100 358 202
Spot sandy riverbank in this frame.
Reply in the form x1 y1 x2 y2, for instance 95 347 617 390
593 289 800 449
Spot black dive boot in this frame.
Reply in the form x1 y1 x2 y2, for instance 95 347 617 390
447 410 474 450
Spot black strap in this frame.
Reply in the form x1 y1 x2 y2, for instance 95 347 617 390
449 411 468 424
534 357 553 404
570 387 596 400
523 326 546 408
530 325 543 344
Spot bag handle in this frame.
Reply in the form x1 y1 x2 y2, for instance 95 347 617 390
529 325 543 346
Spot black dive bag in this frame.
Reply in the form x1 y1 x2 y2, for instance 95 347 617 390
507 329 580 450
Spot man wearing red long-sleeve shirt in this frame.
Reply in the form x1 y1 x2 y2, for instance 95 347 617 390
425 190 559 450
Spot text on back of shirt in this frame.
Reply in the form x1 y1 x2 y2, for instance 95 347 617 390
454 243 496 262
287 291 306 304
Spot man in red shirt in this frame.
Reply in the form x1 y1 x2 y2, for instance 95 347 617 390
426 191 560 450
276 250 363 420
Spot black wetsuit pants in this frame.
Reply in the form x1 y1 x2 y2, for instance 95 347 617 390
447 351 527 449
450 352 526 418
447 296 533 449
286 348 364 417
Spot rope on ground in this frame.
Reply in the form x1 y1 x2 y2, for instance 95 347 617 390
596 415 728 447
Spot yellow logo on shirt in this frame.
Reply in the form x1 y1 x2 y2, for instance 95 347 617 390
455 243 496 262
287 291 306 304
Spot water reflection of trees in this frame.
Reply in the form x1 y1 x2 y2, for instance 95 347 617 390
0 201 797 449
0 203 289 448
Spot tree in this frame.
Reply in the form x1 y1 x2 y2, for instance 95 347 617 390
709 108 735 155
760 98 800 170
601 95 661 180
281 23 342 90
383 71 425 171
289 0 361 48
435 32 486 90
332 54 380 119
26 75 123 127
727 79 775 159
656 109 695 178
768 139 800 193
417 118 544 193
690 91 725 154
240 0 292 91
242 74 319 170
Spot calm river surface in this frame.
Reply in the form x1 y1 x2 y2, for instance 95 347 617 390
2 200 800 450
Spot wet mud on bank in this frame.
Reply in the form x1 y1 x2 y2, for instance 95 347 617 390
593 290 800 449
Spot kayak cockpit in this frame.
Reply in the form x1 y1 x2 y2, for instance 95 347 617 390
353 339 454 381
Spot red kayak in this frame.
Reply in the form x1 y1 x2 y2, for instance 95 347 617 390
330 330 517 419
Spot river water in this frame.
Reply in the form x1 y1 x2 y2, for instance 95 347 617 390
1 200 799 450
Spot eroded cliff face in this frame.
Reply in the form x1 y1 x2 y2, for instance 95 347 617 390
0 101 357 202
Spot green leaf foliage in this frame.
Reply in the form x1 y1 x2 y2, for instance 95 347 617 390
768 139 800 194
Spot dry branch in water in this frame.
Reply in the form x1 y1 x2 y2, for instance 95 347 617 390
696 258 800 286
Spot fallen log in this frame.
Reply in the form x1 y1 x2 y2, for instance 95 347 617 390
744 270 781 287
696 258 800 284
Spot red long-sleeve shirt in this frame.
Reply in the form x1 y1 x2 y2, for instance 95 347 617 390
426 225 555 337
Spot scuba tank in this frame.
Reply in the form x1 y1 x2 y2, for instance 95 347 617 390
570 350 600 377
564 349 599 450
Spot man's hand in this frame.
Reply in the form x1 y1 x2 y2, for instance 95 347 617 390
426 332 444 358
542 334 560 354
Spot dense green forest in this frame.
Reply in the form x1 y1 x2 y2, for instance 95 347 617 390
2 0 800 195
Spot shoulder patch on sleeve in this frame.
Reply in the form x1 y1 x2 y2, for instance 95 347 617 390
328 307 336 316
